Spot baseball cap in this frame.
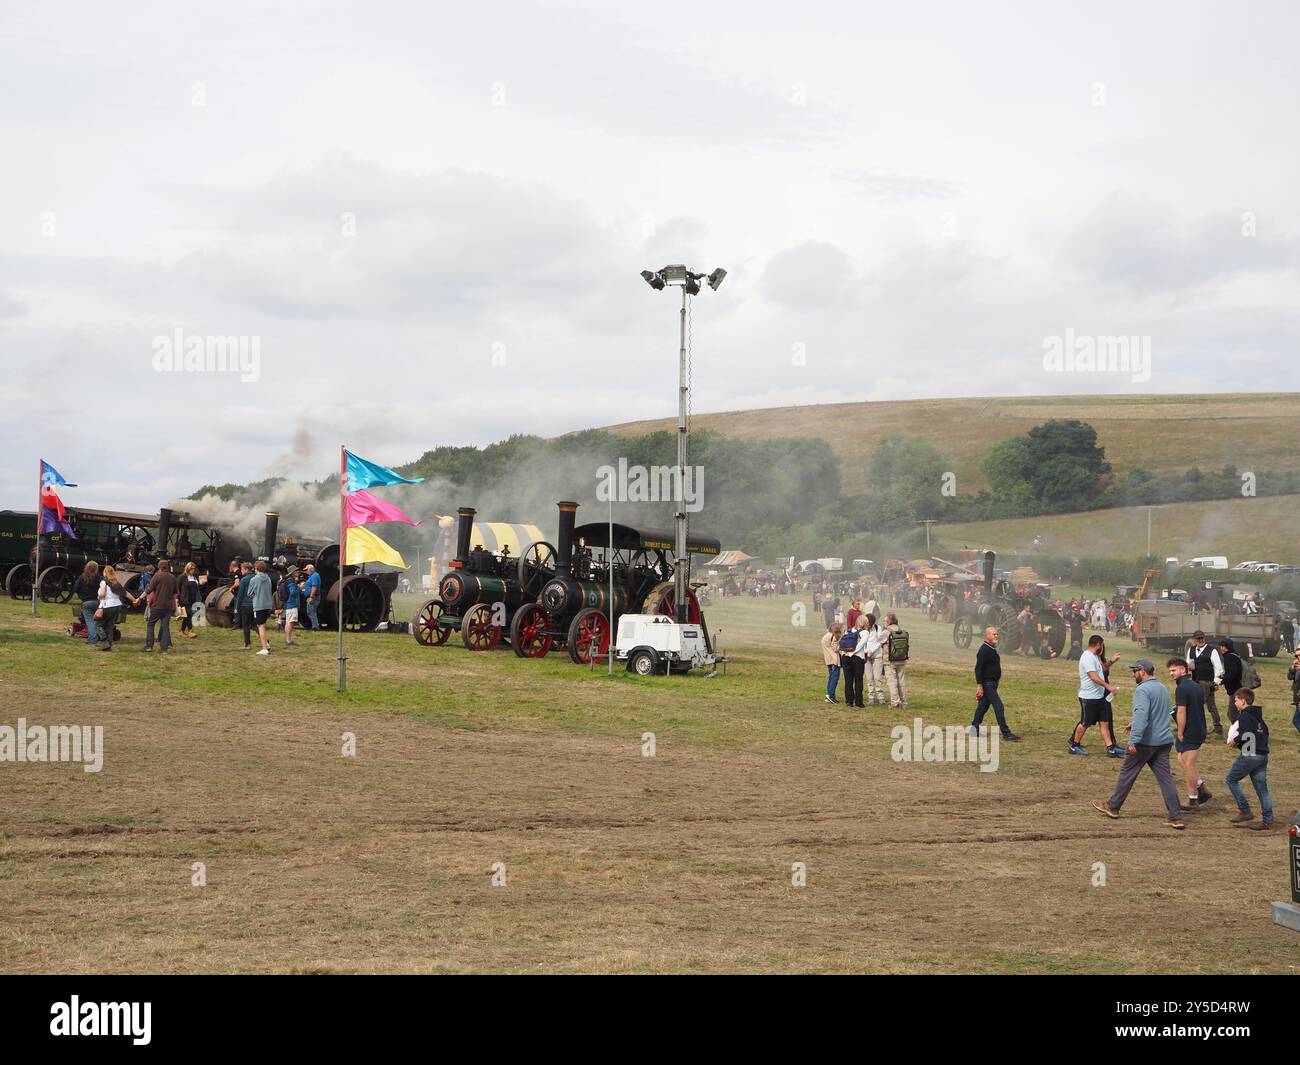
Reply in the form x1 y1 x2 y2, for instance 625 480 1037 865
1128 658 1156 673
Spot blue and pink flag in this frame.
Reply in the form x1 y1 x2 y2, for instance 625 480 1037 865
39 459 76 538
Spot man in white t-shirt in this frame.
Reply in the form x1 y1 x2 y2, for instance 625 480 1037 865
1070 634 1125 756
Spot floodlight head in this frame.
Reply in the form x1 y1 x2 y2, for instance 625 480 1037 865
640 269 665 290
659 264 688 285
707 267 727 291
684 276 701 295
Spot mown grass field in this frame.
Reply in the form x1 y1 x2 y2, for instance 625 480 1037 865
606 393 1300 496
1 590 1297 974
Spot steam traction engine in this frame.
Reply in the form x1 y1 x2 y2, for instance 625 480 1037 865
202 511 397 632
951 550 1067 657
509 500 720 665
411 507 553 650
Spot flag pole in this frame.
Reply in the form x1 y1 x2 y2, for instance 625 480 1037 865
32 458 40 616
338 444 347 693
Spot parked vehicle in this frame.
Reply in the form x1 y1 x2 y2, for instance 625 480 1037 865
1185 556 1229 569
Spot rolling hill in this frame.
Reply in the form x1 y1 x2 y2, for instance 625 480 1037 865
606 393 1298 497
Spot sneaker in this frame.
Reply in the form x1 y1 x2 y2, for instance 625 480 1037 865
1068 742 1089 756
140 646 153 652
1179 804 1198 812
256 648 270 656
1092 799 1120 819
1105 746 1127 758
968 725 980 738
1246 820 1276 831
286 639 295 646
1196 788 1213 804
824 694 834 703
1164 819 1186 830
1001 732 1021 742
1229 810 1255 824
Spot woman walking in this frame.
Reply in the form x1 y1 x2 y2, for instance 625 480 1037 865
179 561 201 639
95 565 125 651
246 560 275 656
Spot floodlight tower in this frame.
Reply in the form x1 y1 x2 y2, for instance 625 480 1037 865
640 264 726 622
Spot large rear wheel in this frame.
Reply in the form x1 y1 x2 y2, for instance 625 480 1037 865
37 565 74 604
5 563 32 600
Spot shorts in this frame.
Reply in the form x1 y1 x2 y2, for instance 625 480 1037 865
254 609 272 625
1175 739 1203 753
1079 697 1112 726
283 607 299 623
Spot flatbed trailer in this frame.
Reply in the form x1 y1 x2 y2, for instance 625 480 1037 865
1133 599 1283 656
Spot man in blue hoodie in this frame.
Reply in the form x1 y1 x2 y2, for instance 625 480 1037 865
1226 688 1274 830
1092 658 1185 829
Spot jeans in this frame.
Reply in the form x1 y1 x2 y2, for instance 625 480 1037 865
306 599 320 630
1226 754 1273 822
1292 703 1300 735
146 607 172 651
825 663 841 700
81 601 99 643
972 681 1011 735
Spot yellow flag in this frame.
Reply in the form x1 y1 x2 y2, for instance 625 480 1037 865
345 526 408 569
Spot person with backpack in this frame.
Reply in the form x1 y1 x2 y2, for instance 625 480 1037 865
279 568 302 647
883 613 908 709
821 623 844 704
1218 638 1245 722
1226 688 1274 830
840 622 865 709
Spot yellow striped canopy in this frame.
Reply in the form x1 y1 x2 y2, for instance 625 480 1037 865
469 522 544 556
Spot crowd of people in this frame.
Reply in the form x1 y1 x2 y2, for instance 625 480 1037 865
71 557 325 655
814 605 1299 832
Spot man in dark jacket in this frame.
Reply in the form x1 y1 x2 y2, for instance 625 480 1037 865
1218 638 1244 723
73 561 101 645
142 559 178 653
971 626 1020 741
1226 688 1273 830
1287 648 1300 735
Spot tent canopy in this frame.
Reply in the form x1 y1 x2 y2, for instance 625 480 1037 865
574 522 720 556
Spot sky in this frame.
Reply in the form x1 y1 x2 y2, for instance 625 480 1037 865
2 0 1298 512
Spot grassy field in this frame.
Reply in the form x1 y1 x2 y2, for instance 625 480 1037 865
936 492 1300 564
606 393 1299 496
2 590 1297 974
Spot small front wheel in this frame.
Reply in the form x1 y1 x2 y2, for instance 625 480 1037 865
628 648 659 676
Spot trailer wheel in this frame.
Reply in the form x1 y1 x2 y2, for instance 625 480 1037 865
628 648 659 676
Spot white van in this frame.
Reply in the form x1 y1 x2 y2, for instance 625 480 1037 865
1186 556 1229 569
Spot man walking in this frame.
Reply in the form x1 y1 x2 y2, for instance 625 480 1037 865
971 626 1020 741
1069 635 1125 756
1218 638 1245 722
1168 657 1211 808
234 560 255 648
1186 630 1224 735
1091 659 1185 829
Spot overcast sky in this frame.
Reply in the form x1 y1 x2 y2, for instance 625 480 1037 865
2 0 1297 511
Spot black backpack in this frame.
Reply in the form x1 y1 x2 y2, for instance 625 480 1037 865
887 629 909 663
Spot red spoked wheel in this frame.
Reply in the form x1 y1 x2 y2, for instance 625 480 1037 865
509 603 553 658
641 581 702 624
567 606 611 665
461 603 503 651
412 598 451 646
